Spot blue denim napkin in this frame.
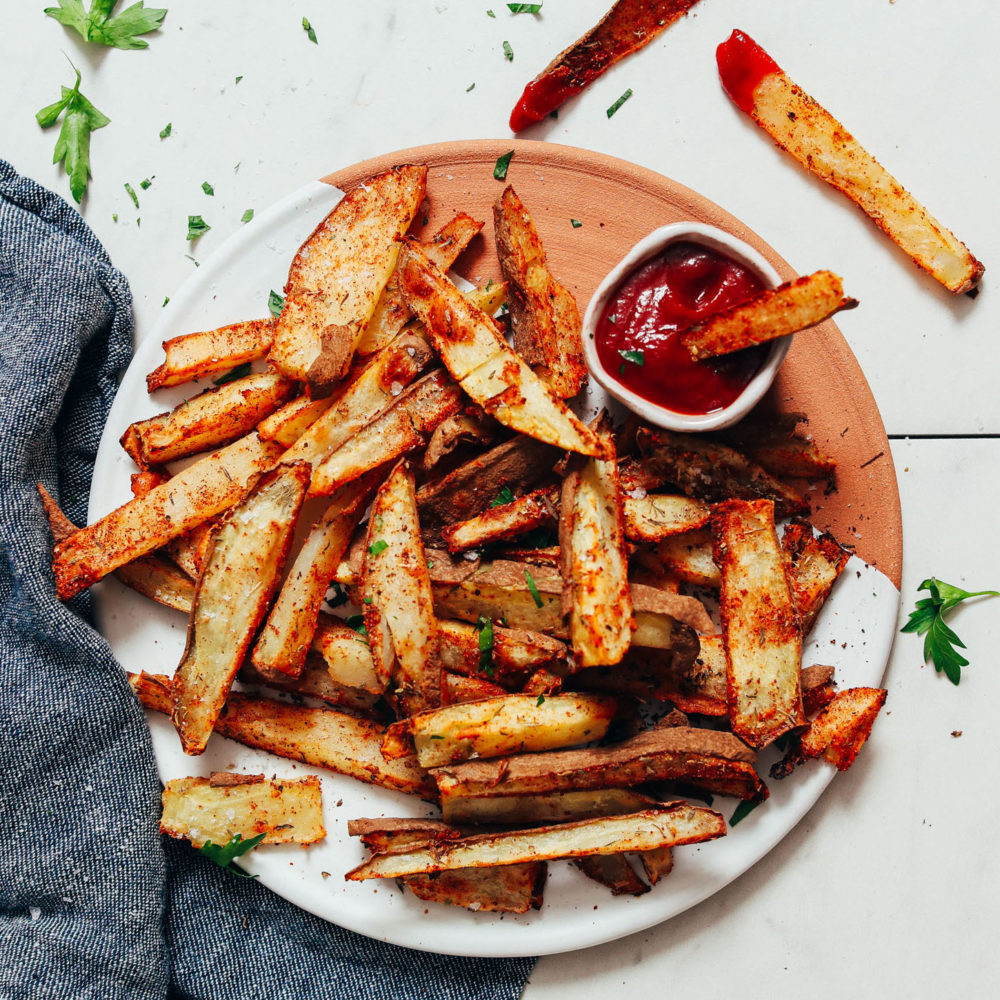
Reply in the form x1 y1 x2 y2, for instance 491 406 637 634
0 160 535 1000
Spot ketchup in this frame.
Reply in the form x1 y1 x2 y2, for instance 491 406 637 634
716 29 781 114
509 70 582 132
595 241 766 415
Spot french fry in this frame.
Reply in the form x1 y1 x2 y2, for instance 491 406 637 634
348 819 545 913
38 484 196 613
163 522 215 581
720 412 836 480
393 693 617 768
257 394 335 448
441 788 658 827
146 318 274 391
622 494 712 543
309 614 382 694
53 433 283 600
445 673 509 704
398 241 610 458
423 410 498 471
160 775 325 848
346 804 725 880
252 475 376 678
508 0 703 130
637 427 807 517
771 686 887 778
361 461 442 715
433 726 767 803
560 414 632 666
437 619 567 685
782 519 851 633
131 673 433 796
574 854 649 896
713 499 804 749
123 372 296 465
494 186 586 397
717 30 983 295
440 486 558 554
680 271 857 360
172 463 311 755
358 212 484 356
269 164 428 389
653 530 720 588
638 846 674 886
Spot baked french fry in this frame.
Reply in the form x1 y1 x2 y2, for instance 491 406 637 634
713 499 804 749
124 372 296 465
494 186 585 397
509 0 703 130
257 394 335 448
440 487 557 554
269 164 428 389
560 414 633 666
647 530 720 588
445 672 509 704
574 854 649 896
717 29 983 295
146 318 274 391
131 673 432 796
358 212 483 356
309 614 382 694
782 518 851 633
622 494 712 543
423 410 498 472
680 271 857 360
252 475 376 678
441 788 657 827
437 619 567 685
720 412 836 480
53 433 283 600
398 241 609 458
395 693 617 768
434 725 767 803
346 804 725 880
361 461 442 715
172 463 311 755
160 774 325 848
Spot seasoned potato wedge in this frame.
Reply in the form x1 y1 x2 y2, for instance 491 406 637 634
712 499 804 749
717 30 983 294
257 394 335 448
53 433 283 600
269 164 428 388
172 463 311 754
622 494 712 543
441 788 658 827
146 318 273 391
346 804 725 880
782 519 851 633
441 486 557 554
310 614 382 694
160 774 325 848
494 186 586 397
437 619 567 685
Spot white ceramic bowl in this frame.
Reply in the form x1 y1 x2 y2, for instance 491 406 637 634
581 222 789 432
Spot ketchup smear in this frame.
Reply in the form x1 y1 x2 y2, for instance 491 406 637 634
716 29 781 114
595 241 766 415
509 70 582 132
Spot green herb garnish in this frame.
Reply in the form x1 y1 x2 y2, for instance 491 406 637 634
201 181 214 196
124 181 139 209
235 75 243 84
729 801 760 827
618 349 644 366
159 122 172 139
486 9 496 17
507 2 542 11
302 16 317 43
35 66 109 203
477 615 495 678
502 40 514 60
44 0 167 50
525 569 543 608
267 290 285 317
466 82 476 92
606 88 633 118
327 582 349 608
493 149 514 180
429 734 444 740
140 177 153 190
490 485 515 508
213 362 251 386
186 215 210 240
241 208 254 223
197 832 265 877
161 296 169 307
536 693 545 707
570 219 582 228
368 539 388 557
346 614 368 637
900 577 999 685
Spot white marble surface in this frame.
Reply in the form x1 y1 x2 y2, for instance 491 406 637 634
3 0 999 995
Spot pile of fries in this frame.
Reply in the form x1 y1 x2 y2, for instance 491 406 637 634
46 163 887 913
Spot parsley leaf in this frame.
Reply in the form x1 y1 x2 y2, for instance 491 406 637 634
35 66 110 203
327 581 349 608
201 181 214 196
729 800 760 826
502 40 514 61
606 88 633 118
525 568 543 608
241 208 254 223
44 0 168 50
159 121 172 138
490 485 515 508
368 539 388 557
536 693 545 707
140 177 152 190
345 614 368 637
213 362 251 386
487 9 496 17
508 2 542 12
186 215 210 240
268 290 285 318
494 150 514 180
900 577 998 684
302 16 317 43
570 218 582 228
198 832 265 877
124 181 139 208
619 349 645 366
477 615 495 678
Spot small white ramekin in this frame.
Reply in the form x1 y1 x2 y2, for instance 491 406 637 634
581 222 789 433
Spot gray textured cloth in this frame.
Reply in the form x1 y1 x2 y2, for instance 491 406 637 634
0 160 535 1000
